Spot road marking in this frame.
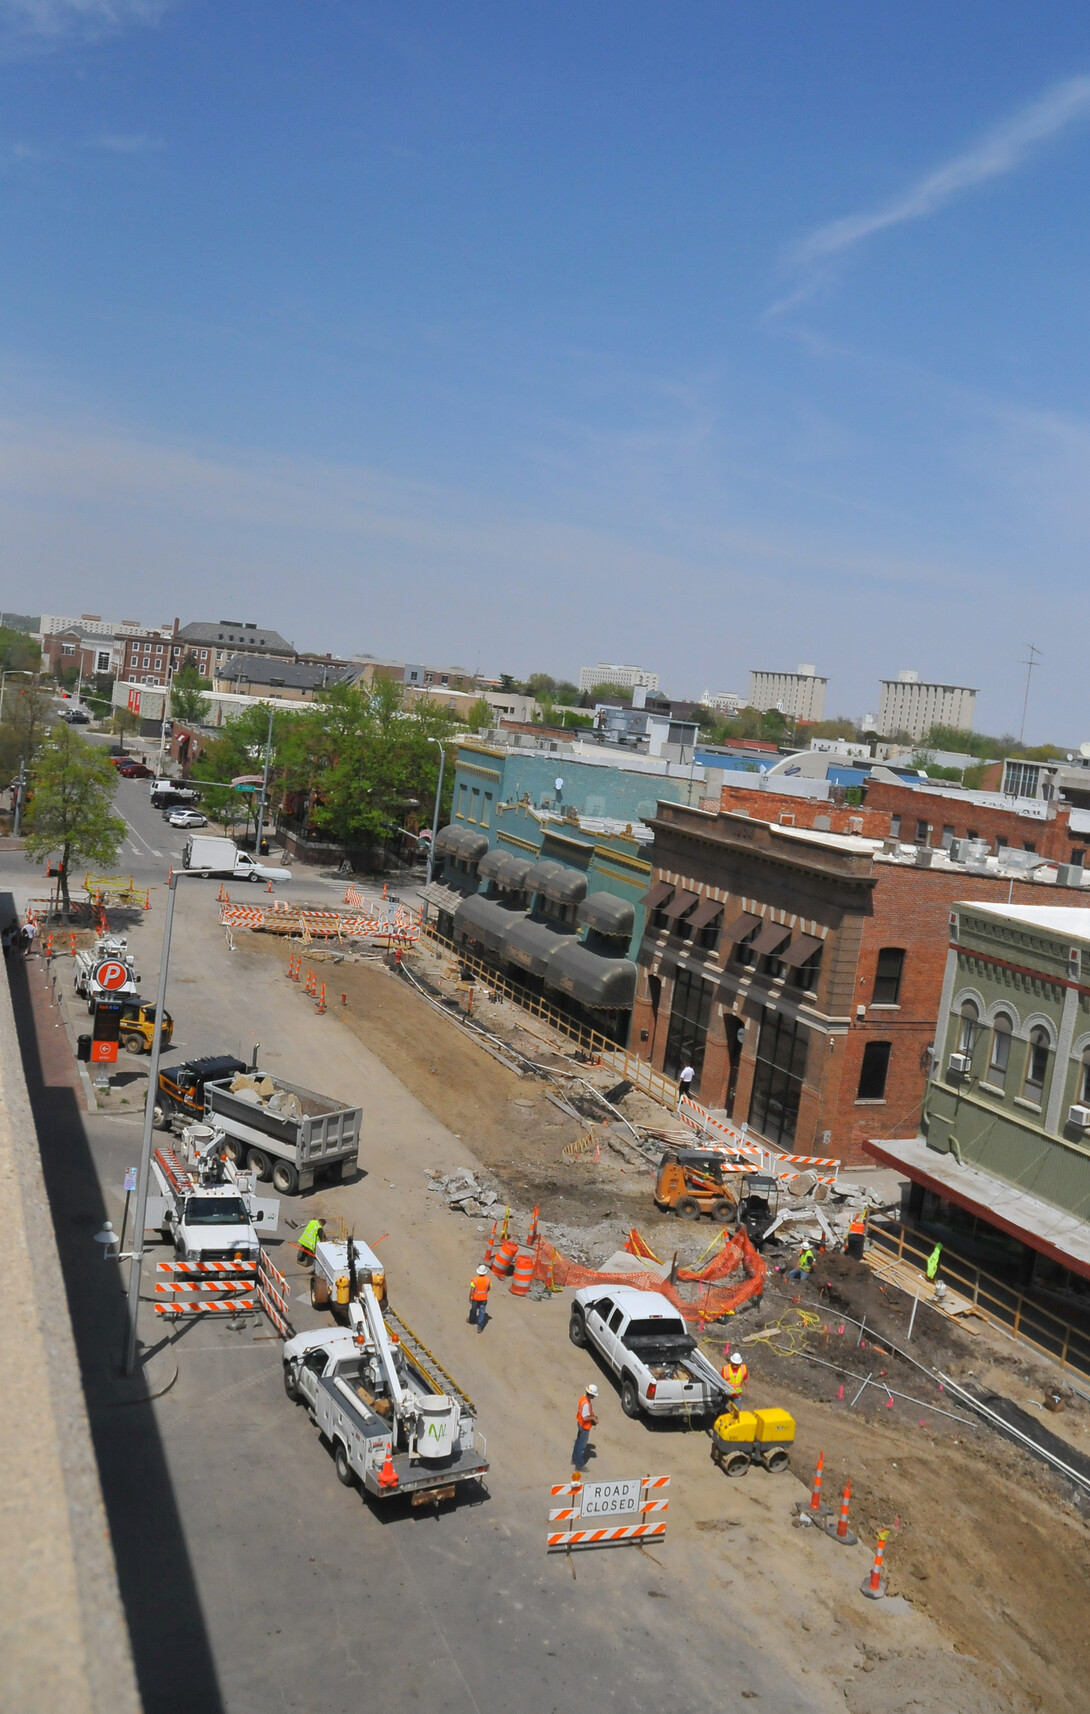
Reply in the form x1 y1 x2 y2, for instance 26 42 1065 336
122 815 163 860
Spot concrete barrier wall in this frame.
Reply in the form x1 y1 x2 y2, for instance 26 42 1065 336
0 954 141 1713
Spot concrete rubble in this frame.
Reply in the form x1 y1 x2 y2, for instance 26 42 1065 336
426 1167 502 1219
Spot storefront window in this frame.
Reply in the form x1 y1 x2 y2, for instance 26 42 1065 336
662 968 715 1082
748 1010 810 1147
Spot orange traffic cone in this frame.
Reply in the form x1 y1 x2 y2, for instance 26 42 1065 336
527 1206 540 1246
826 1480 857 1545
861 1529 890 1598
377 1447 399 1489
316 983 327 1014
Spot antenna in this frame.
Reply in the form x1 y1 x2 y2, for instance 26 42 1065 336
1017 643 1041 746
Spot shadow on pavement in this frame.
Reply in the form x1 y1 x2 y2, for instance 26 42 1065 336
5 920 225 1714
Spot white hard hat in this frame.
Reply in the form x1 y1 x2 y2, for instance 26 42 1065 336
476 1264 489 1275
586 1384 599 1397
731 1352 743 1364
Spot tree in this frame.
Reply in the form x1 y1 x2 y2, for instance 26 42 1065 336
110 704 141 750
23 725 125 918
0 626 40 675
589 681 634 704
171 663 213 726
191 702 291 837
525 673 557 697
464 697 495 732
0 677 50 785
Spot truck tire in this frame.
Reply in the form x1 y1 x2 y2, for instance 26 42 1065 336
620 1375 641 1419
122 1035 144 1055
223 1136 247 1166
246 871 260 884
568 1308 587 1348
310 1273 331 1308
152 1104 171 1130
677 1197 701 1220
283 1362 299 1401
712 1199 735 1222
247 1147 272 1181
272 1160 299 1196
334 1442 355 1487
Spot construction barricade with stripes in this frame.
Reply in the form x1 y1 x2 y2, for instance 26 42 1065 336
257 1250 295 1340
676 1094 840 1189
547 1475 670 1550
153 1257 257 1317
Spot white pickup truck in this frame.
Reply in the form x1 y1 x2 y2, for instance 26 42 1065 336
144 1128 279 1263
568 1285 728 1421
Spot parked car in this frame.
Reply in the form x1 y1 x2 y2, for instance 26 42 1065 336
60 707 91 724
117 760 153 778
168 809 208 828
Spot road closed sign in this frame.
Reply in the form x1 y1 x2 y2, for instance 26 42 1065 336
580 1479 642 1520
94 960 129 990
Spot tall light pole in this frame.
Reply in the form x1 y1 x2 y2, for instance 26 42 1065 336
123 870 197 1376
254 705 275 858
425 736 447 886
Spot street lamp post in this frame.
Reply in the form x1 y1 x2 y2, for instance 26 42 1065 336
122 870 196 1376
425 737 447 887
254 705 275 859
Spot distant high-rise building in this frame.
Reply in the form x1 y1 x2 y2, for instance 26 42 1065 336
747 664 827 723
578 663 660 694
877 671 976 742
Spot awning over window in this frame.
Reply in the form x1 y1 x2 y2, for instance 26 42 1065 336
661 890 699 921
640 879 674 910
578 892 635 938
721 910 762 945
749 919 792 957
779 932 824 968
502 916 575 977
433 824 489 862
478 849 535 890
687 895 722 931
453 893 525 955
544 941 637 1010
421 879 477 916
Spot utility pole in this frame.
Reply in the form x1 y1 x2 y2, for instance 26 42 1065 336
254 705 275 858
12 758 25 836
1018 643 1041 746
425 737 447 887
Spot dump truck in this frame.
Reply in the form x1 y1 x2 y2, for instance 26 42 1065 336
282 1281 488 1506
654 1147 740 1221
154 1054 249 1131
205 1069 361 1196
145 1124 279 1263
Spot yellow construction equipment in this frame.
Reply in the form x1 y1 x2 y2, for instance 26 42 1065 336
710 1403 795 1477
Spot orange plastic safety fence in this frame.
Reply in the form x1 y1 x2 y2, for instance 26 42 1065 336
531 1232 766 1325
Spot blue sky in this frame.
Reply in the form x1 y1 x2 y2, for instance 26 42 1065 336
2 2 1090 740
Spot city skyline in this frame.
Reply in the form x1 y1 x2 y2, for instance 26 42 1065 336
1 4 1089 740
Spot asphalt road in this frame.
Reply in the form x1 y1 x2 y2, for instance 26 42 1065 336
0 752 944 1714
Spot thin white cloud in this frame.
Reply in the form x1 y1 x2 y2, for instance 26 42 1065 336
91 132 165 153
0 0 169 42
779 75 1090 302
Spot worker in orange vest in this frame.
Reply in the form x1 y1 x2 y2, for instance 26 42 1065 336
721 1350 748 1403
572 1384 599 1472
468 1264 491 1332
845 1215 867 1260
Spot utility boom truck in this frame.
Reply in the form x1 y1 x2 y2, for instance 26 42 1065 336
309 1236 388 1313
145 1124 279 1262
283 1268 488 1506
569 1286 728 1421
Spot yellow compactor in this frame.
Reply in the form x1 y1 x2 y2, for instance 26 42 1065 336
710 1405 795 1476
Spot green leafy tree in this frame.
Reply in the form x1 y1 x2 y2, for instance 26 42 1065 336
0 626 41 675
589 681 634 704
23 726 125 919
0 677 49 784
110 704 141 749
191 702 292 836
171 663 213 726
525 672 557 697
464 697 495 732
553 680 580 706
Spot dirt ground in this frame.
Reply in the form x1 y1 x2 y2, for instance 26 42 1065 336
237 927 1090 1710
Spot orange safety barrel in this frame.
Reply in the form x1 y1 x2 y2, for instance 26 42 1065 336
509 1248 534 1296
492 1239 519 1280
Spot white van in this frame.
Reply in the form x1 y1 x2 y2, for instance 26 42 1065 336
182 834 290 884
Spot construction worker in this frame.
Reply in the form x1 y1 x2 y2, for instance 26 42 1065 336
721 1350 748 1403
845 1215 867 1260
572 1384 599 1473
788 1244 816 1283
296 1217 325 1268
926 1242 943 1281
468 1264 491 1331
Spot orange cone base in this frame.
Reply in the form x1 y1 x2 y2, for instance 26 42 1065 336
825 1520 858 1545
860 1574 887 1599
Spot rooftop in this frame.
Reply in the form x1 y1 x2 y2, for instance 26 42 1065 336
957 903 1090 937
177 620 294 652
217 654 358 690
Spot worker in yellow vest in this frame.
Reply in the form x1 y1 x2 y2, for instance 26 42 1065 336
468 1264 491 1332
721 1350 748 1403
296 1217 325 1268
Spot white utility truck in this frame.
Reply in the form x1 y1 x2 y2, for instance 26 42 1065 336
73 933 140 1010
309 1235 388 1313
204 1069 360 1195
569 1285 729 1421
145 1124 279 1263
282 1274 487 1506
181 833 290 885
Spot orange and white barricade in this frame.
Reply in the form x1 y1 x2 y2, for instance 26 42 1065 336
547 1475 670 1551
152 1256 258 1317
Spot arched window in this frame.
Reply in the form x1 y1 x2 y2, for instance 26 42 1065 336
988 1014 1013 1087
1023 1027 1050 1102
1081 1047 1090 1106
957 1000 979 1055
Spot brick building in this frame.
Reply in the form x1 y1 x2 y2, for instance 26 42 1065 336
119 627 184 687
41 627 118 682
632 802 1090 1166
716 776 1090 868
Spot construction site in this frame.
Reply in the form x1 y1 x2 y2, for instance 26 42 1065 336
9 853 1090 1714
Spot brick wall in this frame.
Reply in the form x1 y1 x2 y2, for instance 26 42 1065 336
717 783 890 838
863 779 1080 864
